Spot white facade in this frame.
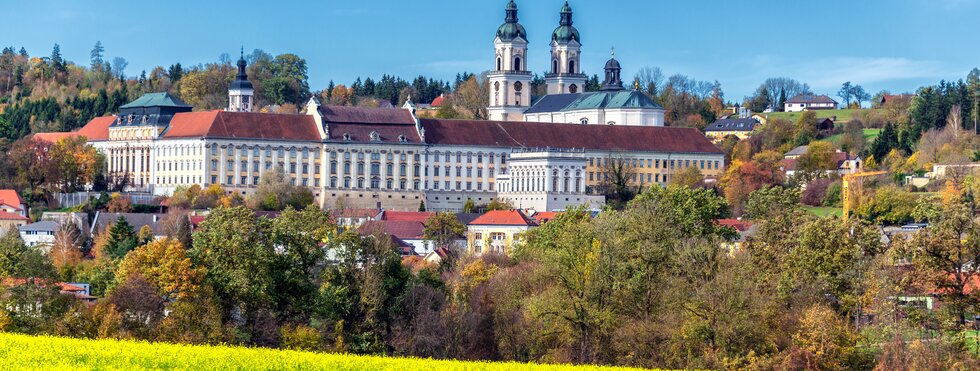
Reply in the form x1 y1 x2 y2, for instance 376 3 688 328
488 38 532 121
524 107 665 127
545 39 586 95
495 150 604 211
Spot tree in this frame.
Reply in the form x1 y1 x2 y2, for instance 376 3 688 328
90 41 104 71
521 207 610 364
102 216 137 260
669 166 703 188
248 166 307 211
49 222 84 274
318 230 409 354
599 156 637 207
858 185 918 225
116 237 203 301
871 122 900 160
797 141 837 173
452 75 488 119
423 212 466 250
634 66 664 96
744 185 801 220
839 81 853 108
761 77 811 111
191 206 274 314
268 205 332 321
111 57 128 80
50 44 65 73
462 199 475 213
851 85 870 108
907 187 980 326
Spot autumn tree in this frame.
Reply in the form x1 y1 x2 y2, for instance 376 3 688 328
423 212 466 250
116 237 202 301
907 185 980 326
451 75 488 119
49 222 84 275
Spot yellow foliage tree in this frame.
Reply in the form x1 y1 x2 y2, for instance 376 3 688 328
116 238 203 301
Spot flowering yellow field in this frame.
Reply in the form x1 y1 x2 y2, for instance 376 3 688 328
0 332 650 370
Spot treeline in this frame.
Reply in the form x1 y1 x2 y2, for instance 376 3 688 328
2 182 979 369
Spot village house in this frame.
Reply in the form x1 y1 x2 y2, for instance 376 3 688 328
784 94 838 112
466 209 537 255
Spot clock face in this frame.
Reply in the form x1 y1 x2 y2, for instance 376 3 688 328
514 81 523 92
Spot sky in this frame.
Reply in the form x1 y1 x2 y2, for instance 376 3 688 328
3 0 979 101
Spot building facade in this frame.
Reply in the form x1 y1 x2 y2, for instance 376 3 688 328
784 94 838 112
495 149 604 211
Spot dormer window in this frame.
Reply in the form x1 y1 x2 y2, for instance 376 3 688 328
343 133 352 141
398 135 407 143
369 131 380 141
580 117 589 125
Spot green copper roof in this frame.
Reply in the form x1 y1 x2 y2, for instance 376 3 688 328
552 25 579 43
497 23 528 42
119 92 191 109
552 1 579 43
562 91 663 111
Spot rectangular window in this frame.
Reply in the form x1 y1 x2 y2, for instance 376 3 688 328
466 168 472 177
456 181 461 190
302 164 309 174
240 176 247 185
226 176 233 184
253 177 259 185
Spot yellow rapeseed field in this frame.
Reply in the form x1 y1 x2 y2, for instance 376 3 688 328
0 332 654 370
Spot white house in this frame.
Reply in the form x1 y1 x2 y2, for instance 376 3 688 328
19 221 59 251
784 94 838 112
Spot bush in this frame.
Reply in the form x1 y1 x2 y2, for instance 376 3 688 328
280 324 322 351
801 178 833 206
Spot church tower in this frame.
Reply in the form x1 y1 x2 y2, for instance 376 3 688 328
488 0 532 121
546 1 586 95
228 49 254 112
600 49 625 91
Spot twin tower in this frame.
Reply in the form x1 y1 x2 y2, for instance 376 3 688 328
489 1 591 121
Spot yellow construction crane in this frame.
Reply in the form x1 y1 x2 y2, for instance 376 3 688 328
842 171 887 219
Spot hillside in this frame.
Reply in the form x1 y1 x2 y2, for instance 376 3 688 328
760 108 865 123
0 333 650 371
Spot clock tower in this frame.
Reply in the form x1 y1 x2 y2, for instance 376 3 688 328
228 48 254 112
546 1 586 95
487 0 532 121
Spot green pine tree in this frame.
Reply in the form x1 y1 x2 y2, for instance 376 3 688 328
105 216 137 259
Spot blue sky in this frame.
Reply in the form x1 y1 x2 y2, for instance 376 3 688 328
3 0 979 100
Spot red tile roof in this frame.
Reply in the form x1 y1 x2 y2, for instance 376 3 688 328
419 118 723 154
34 115 115 142
33 132 77 143
163 111 321 141
57 282 86 292
531 211 560 223
468 210 536 226
320 105 415 124
380 211 435 223
0 190 24 210
327 122 423 144
0 211 28 221
78 116 115 141
716 219 753 232
431 95 447 107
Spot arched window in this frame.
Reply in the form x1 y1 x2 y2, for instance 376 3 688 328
568 60 576 74
569 84 578 93
552 59 558 74
513 57 522 71
496 57 502 71
580 117 589 125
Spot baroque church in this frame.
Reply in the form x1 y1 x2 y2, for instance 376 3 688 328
489 1 666 127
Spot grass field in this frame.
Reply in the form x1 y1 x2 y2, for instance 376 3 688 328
762 109 864 123
0 332 649 370
803 206 843 218
819 128 882 147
